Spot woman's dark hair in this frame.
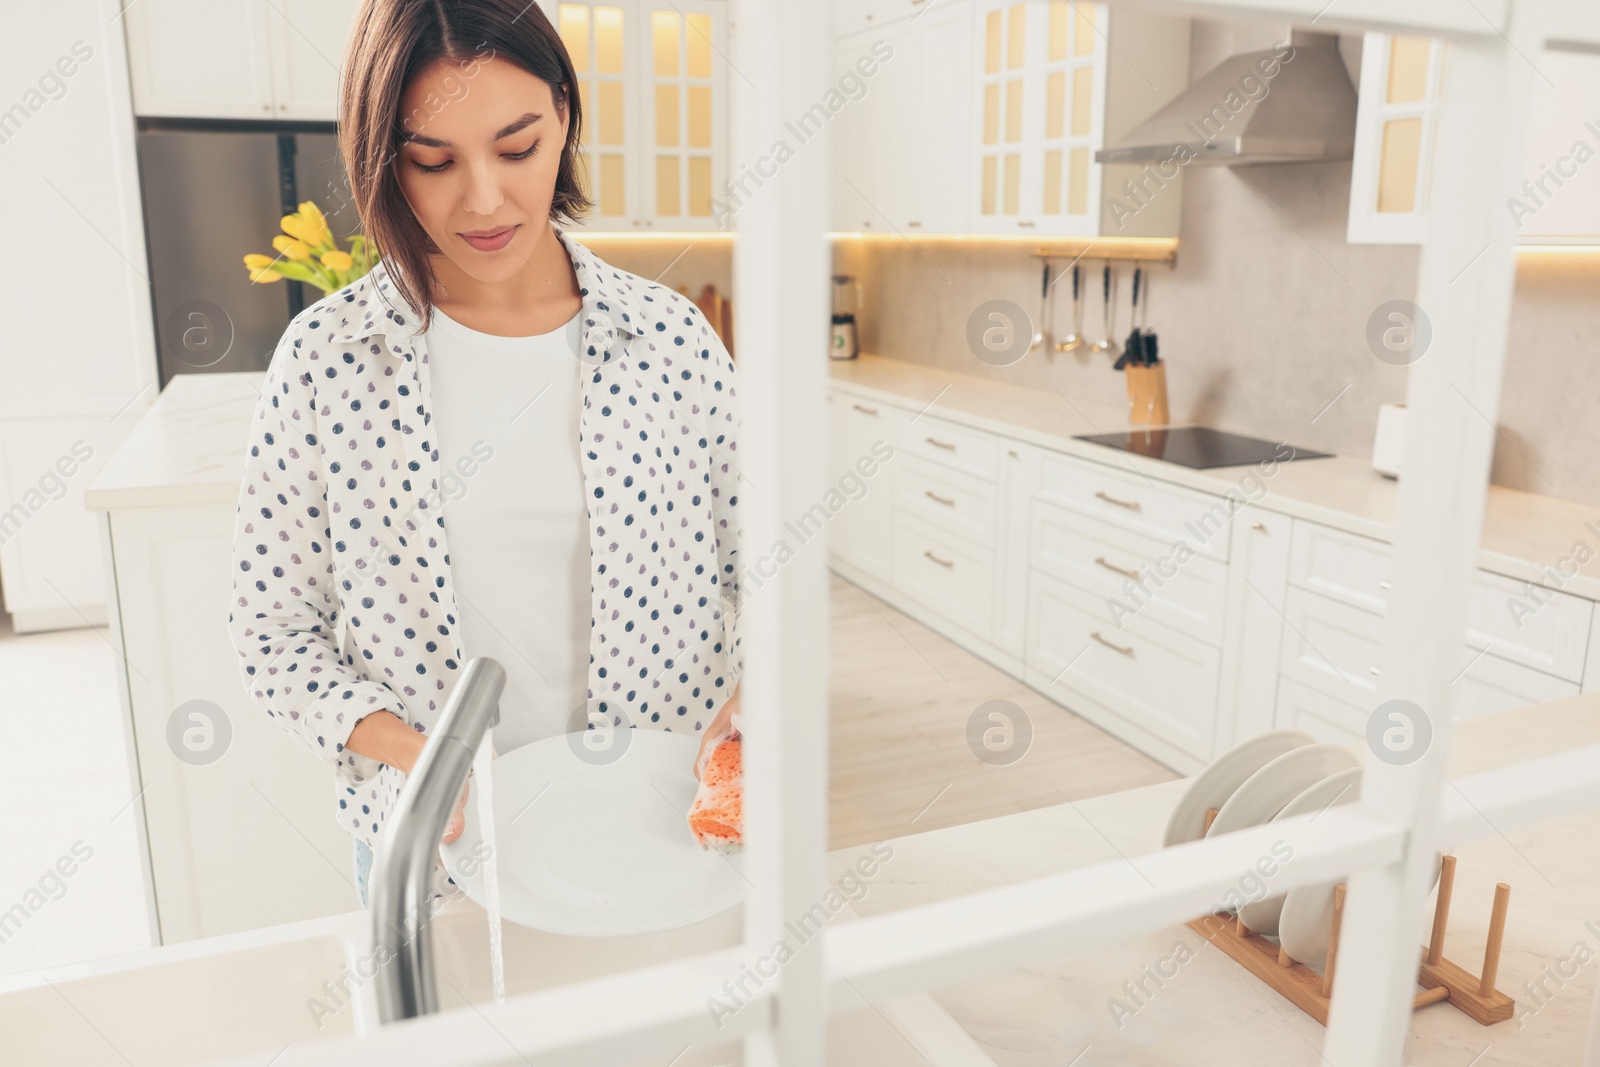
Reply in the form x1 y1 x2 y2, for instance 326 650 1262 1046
338 0 591 330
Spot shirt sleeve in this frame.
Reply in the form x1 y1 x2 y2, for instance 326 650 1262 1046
226 327 399 767
699 311 745 698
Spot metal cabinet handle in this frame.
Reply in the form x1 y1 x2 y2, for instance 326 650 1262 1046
1379 580 1392 590
924 490 955 507
1252 521 1267 532
1017 220 1036 228
1094 490 1143 512
852 403 879 415
1008 449 1019 458
908 220 923 227
1370 666 1382 676
925 437 956 450
1095 556 1139 580
1091 632 1135 657
924 550 954 568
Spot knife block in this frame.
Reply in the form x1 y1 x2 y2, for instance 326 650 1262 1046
1125 363 1169 425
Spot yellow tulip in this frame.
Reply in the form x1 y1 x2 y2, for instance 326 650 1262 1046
299 200 327 232
243 253 275 271
321 249 354 271
273 235 312 260
249 267 283 283
280 214 318 244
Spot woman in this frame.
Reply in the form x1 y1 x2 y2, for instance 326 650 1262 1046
228 0 743 907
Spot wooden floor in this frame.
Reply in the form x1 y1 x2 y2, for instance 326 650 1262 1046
828 571 1178 849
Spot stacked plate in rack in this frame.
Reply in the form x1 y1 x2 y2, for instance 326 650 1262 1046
1162 731 1365 974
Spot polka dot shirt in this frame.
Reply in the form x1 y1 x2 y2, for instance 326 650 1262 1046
227 225 744 851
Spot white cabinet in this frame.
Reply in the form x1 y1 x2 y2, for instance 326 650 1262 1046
892 511 995 638
554 0 730 231
266 0 361 120
1026 570 1219 769
969 1 1188 237
828 393 898 578
825 379 1600 778
1511 47 1600 242
125 0 356 120
1217 506 1293 749
832 0 933 39
832 3 972 233
1350 35 1600 244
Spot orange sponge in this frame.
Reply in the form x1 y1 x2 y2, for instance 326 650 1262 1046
688 735 742 852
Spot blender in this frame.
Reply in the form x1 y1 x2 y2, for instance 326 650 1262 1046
830 274 861 360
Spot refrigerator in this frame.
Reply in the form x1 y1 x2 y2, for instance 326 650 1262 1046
136 123 361 386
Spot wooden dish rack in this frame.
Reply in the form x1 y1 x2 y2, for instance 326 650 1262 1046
1187 809 1514 1026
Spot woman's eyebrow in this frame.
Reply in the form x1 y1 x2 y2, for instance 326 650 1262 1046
401 112 543 148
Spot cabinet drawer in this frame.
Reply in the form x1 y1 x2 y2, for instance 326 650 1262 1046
1468 571 1591 684
1290 519 1593 683
1026 571 1220 763
1274 677 1365 752
894 453 997 547
1030 496 1228 642
1280 584 1580 717
1288 520 1392 614
896 414 999 481
1458 650 1579 719
1278 587 1383 708
1037 453 1231 562
891 511 994 638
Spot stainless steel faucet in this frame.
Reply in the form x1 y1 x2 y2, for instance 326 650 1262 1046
372 656 504 1024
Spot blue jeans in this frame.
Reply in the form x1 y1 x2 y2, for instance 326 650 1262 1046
353 838 373 908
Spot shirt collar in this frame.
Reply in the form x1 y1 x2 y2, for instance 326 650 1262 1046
321 222 649 348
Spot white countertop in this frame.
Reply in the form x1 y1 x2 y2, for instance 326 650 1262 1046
83 359 1600 596
83 371 263 511
831 353 1600 601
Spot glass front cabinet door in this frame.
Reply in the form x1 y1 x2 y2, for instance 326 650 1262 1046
971 1 1189 238
552 0 729 231
1347 33 1445 245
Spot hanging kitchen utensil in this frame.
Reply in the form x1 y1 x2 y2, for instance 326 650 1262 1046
1090 262 1121 360
1056 263 1086 353
1029 261 1049 353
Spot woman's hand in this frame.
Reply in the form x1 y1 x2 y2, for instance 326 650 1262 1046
695 684 741 780
442 775 471 845
348 711 469 844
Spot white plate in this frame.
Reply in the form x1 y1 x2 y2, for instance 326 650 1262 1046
1280 855 1443 975
1206 744 1360 839
439 731 744 937
1278 880 1341 976
1162 731 1316 847
1236 767 1362 936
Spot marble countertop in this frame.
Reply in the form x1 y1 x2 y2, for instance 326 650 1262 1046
830 353 1600 601
83 359 1600 599
83 371 263 511
828 689 1600 1066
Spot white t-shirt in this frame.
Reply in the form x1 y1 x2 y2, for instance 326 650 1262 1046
425 304 590 753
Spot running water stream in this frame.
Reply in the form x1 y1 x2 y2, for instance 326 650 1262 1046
472 736 506 1004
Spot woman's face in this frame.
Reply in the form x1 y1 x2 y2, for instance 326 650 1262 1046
394 54 570 283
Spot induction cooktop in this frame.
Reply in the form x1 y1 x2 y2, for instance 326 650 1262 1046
1073 426 1331 469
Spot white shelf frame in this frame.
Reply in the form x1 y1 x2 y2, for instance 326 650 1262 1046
222 2 1600 1066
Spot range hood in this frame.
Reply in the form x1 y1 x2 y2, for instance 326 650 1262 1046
1096 39 1356 167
